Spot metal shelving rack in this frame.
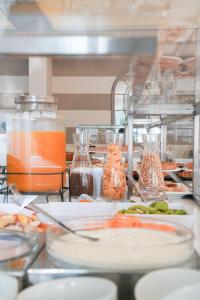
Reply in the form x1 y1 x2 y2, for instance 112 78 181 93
1 27 199 201
0 168 70 202
126 28 200 200
126 106 195 197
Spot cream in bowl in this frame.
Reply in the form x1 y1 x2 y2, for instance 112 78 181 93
46 215 193 270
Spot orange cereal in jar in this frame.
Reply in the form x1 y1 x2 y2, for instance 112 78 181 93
102 143 126 201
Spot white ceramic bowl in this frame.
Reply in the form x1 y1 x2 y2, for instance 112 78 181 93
162 282 200 300
134 268 200 300
17 277 117 300
0 273 18 300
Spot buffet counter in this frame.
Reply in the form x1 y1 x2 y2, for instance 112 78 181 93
1 197 200 300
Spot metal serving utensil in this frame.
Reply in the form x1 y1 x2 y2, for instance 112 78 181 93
9 185 98 242
124 169 143 198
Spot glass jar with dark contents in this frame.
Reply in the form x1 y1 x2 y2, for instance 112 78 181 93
70 133 94 198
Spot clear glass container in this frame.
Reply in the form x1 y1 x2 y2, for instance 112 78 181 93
7 95 66 192
70 133 94 198
139 61 163 105
102 132 126 201
162 69 176 104
139 134 166 201
46 215 193 271
0 229 39 263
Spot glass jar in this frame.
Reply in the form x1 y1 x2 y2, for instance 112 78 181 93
138 134 166 201
102 132 126 201
70 133 94 198
7 95 66 192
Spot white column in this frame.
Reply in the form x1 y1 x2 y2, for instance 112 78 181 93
29 56 52 96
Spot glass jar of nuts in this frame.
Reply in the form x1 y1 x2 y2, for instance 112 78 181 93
138 134 166 202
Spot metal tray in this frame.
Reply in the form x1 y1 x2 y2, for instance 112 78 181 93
166 191 193 198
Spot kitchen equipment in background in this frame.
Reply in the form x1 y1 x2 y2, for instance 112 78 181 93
7 95 66 193
102 132 126 201
70 133 94 198
138 134 166 201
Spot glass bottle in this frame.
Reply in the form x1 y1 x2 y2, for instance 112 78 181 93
138 134 166 201
102 132 126 201
162 70 176 104
70 133 94 198
7 95 66 192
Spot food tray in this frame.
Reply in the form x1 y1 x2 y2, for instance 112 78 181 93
166 191 192 197
35 202 194 227
0 201 195 228
163 167 193 172
115 202 194 228
0 202 199 300
175 159 193 163
39 201 199 254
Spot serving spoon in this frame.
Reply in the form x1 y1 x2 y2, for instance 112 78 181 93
9 185 98 242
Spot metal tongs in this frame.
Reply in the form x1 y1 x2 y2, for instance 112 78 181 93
124 169 143 199
9 185 98 242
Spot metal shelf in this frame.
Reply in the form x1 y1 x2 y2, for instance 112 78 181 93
0 31 157 56
128 104 194 116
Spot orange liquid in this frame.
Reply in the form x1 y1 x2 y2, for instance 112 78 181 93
7 131 66 192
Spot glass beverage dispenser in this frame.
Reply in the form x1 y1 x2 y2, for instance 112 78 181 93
7 95 66 192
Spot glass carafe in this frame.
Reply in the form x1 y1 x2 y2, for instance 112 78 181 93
138 134 166 201
102 132 126 201
70 133 94 198
7 95 66 192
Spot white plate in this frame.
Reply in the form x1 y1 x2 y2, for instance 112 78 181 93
0 272 18 300
134 268 200 300
163 282 200 300
17 277 117 300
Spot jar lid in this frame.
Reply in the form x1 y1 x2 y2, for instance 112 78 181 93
15 95 57 105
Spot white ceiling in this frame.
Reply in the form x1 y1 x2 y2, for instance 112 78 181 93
1 0 200 30
36 0 200 28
